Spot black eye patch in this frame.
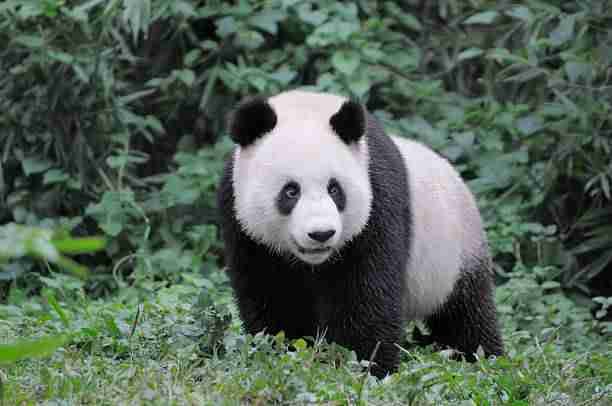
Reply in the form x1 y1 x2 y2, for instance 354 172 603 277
277 181 300 215
327 178 346 211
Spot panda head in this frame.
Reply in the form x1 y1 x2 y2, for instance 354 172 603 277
229 90 373 265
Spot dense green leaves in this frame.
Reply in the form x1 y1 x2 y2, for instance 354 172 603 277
1 0 612 402
1 271 610 404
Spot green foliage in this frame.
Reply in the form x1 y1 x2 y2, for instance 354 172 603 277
2 0 612 402
0 223 106 278
1 280 610 404
496 264 608 350
0 223 105 368
2 0 611 294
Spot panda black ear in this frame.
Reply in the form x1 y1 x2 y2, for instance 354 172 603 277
228 97 277 147
329 100 366 144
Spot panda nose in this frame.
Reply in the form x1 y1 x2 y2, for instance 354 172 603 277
308 230 336 243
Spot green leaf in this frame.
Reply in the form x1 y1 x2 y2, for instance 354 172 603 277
44 291 70 327
552 88 579 113
297 4 327 25
106 155 128 168
307 20 359 47
184 49 202 67
457 48 483 62
0 263 26 281
145 116 165 134
13 35 44 48
122 0 151 44
390 48 421 69
601 174 611 200
72 64 90 83
541 281 561 290
47 50 74 64
505 6 533 22
282 0 301 7
22 158 53 176
292 338 307 351
348 73 371 99
549 15 576 46
517 115 543 136
52 237 107 255
362 46 385 62
172 0 196 17
565 62 591 83
43 169 69 185
464 11 499 25
55 255 90 279
248 10 285 35
502 67 547 83
119 89 156 104
237 30 265 50
101 221 123 237
269 67 296 85
332 50 360 76
215 16 237 38
396 12 422 31
0 335 68 364
454 131 475 148
175 69 196 87
384 2 422 31
73 0 107 14
201 40 217 51
104 316 122 338
486 48 529 65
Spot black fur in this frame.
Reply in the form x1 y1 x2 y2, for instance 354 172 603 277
329 100 366 144
217 101 504 378
425 253 504 360
218 112 410 378
228 97 277 147
276 181 300 215
327 178 346 211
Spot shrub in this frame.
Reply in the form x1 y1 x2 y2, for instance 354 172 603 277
1 0 611 309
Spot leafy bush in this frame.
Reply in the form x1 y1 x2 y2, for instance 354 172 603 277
3 0 612 298
1 275 610 404
1 0 612 402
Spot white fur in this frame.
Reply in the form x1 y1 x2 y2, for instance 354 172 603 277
391 136 487 320
232 90 372 264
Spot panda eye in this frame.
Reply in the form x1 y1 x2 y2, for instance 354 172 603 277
327 178 346 211
283 183 300 199
327 180 340 196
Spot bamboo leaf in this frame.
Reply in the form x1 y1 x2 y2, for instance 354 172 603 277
464 11 499 25
0 335 68 364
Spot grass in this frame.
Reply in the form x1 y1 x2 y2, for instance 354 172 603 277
1 272 611 406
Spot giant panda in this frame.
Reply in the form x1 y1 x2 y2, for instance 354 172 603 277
217 89 504 378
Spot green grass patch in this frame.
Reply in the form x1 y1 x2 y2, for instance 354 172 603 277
1 278 610 405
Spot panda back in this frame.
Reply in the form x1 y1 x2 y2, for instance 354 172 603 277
390 136 488 321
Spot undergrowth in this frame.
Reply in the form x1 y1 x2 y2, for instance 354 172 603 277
2 0 612 404
1 268 611 405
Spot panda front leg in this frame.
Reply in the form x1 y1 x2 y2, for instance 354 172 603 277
233 292 282 337
324 310 403 379
232 273 317 341
317 278 404 379
424 259 504 361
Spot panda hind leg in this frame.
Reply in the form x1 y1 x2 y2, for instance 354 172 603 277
424 257 504 361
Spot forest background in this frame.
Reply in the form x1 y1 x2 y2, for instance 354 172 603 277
0 0 611 404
